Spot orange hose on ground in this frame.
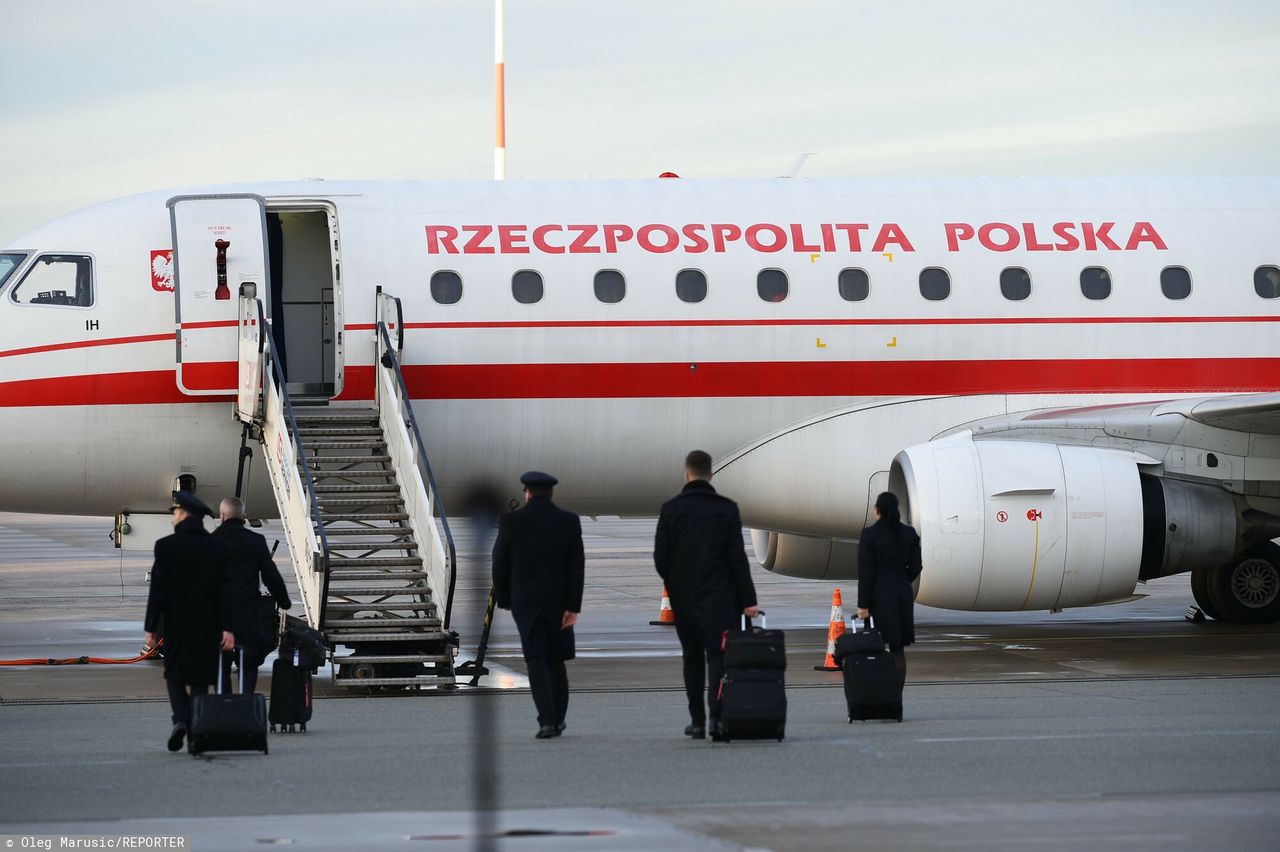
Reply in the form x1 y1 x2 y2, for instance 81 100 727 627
0 640 163 666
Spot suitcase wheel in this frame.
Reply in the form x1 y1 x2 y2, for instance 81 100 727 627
300 723 307 733
269 724 277 733
263 743 269 755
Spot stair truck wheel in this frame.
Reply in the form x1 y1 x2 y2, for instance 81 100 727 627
1207 543 1280 624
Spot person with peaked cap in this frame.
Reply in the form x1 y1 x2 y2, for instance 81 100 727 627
144 491 235 752
214 496 292 695
492 471 585 739
654 450 758 741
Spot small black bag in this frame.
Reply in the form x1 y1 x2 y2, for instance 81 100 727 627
281 617 327 672
258 593 281 656
834 620 887 663
560 625 576 661
189 647 269 755
722 612 787 670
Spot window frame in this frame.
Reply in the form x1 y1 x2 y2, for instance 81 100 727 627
1159 265 1192 301
429 269 464 305
593 268 626 304
1079 266 1112 301
7 251 95 310
999 266 1032 301
918 266 951 302
756 268 789 303
511 269 544 305
0 251 30 297
675 268 708 304
837 267 870 302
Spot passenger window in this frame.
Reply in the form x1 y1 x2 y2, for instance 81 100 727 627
594 269 625 303
919 267 950 301
1160 266 1191 300
1080 267 1111 300
676 269 707 303
9 254 93 307
0 253 25 293
757 269 788 302
1255 265 1280 299
838 268 869 302
999 267 1031 301
430 270 462 305
512 270 543 304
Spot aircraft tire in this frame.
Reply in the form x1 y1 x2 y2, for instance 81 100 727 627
1207 543 1280 624
1189 567 1220 621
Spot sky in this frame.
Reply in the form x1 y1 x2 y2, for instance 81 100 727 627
3 0 1280 243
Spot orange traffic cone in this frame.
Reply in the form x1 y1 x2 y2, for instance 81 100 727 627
649 585 676 626
814 588 846 671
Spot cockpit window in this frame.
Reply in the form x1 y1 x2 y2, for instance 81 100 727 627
0 253 26 293
9 254 93 308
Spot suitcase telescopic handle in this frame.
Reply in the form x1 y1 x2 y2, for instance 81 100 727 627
741 610 767 630
216 645 248 694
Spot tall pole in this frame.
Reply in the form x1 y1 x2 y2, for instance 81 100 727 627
494 0 506 180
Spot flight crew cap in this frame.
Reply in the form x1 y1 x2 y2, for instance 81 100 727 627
520 471 558 489
170 490 214 517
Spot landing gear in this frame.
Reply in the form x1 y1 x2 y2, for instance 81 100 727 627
1206 543 1280 624
1190 567 1220 621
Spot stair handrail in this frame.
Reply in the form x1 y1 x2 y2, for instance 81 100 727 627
374 301 458 631
258 308 332 629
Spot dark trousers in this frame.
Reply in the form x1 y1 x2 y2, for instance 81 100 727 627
165 679 209 726
675 618 725 725
220 648 261 695
521 617 568 727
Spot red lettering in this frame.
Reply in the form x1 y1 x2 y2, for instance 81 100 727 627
789 224 821 253
1126 221 1168 251
462 225 495 255
498 225 529 254
532 224 565 254
1052 222 1080 251
603 224 634 253
567 224 601 254
681 223 709 253
872 223 914 253
746 223 786 253
820 223 836 253
1022 223 1053 252
1082 222 1121 251
978 222 1019 252
711 224 742 253
945 223 974 252
426 225 460 255
637 224 678 253
834 224 869 252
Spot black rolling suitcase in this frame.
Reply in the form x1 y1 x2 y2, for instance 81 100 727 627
836 618 902 722
269 653 313 733
718 612 786 742
188 647 269 755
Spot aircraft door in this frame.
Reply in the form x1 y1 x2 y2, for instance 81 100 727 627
168 194 269 395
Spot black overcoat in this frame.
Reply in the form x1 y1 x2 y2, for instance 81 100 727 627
212 518 292 665
143 517 233 686
654 480 758 650
492 495 585 655
856 520 923 647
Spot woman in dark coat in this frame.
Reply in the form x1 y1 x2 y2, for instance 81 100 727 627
856 492 923 691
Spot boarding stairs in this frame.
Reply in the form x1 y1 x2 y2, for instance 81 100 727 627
235 287 458 690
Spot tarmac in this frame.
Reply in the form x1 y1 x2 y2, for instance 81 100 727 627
1 512 1279 850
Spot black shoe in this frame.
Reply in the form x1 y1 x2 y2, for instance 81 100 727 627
536 725 557 739
167 723 187 752
684 724 706 739
709 721 727 742
554 722 566 736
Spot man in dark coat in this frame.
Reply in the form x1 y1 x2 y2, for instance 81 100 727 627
214 496 292 694
143 492 235 752
492 471 585 739
856 491 923 693
654 450 758 740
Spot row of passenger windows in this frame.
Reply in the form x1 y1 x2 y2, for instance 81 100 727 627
431 265 1280 305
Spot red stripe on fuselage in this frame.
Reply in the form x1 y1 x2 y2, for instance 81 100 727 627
3 358 1273 407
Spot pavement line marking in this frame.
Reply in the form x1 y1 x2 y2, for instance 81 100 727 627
916 730 1275 743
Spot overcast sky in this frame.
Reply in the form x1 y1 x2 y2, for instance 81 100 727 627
3 0 1279 243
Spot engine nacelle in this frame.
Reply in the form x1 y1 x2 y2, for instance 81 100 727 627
750 529 858 580
891 437 1151 611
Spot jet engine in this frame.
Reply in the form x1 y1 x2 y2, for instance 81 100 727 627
889 436 1250 611
749 530 858 580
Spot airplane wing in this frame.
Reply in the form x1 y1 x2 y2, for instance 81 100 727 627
1187 393 1280 435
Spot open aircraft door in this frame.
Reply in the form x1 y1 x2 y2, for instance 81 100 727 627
167 194 269 395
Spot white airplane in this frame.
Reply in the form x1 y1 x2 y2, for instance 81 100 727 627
2 176 1278 640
